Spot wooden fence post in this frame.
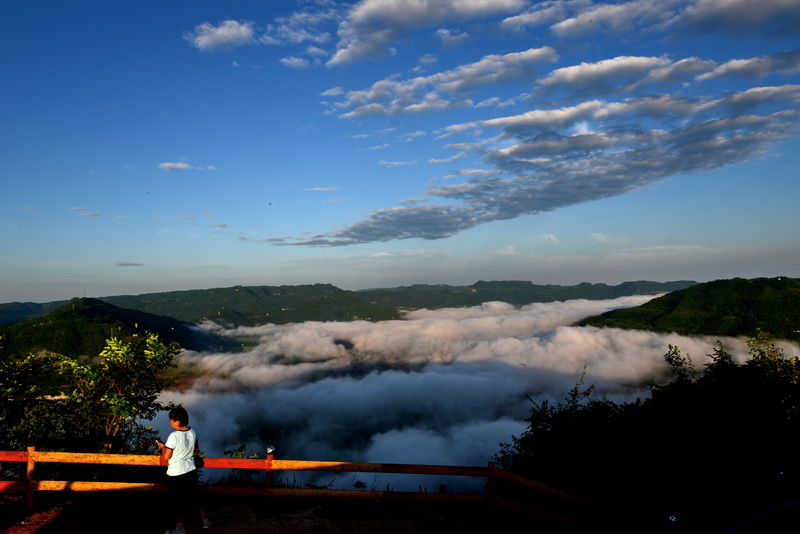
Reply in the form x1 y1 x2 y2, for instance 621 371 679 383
26 445 36 508
265 450 274 488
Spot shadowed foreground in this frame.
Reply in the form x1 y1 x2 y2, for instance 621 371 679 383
1 492 575 534
5 488 800 533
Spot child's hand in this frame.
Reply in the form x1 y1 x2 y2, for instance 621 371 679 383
156 439 165 449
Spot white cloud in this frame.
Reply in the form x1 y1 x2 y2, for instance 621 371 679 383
333 47 557 117
397 197 429 205
429 152 467 164
184 20 257 52
435 28 469 45
475 96 517 108
478 100 605 130
378 160 418 167
696 50 800 81
418 53 437 66
321 86 345 97
328 0 526 66
306 45 328 58
280 56 312 69
399 130 426 142
304 186 341 192
551 0 683 37
159 162 194 171
502 1 574 31
540 55 671 90
260 5 340 46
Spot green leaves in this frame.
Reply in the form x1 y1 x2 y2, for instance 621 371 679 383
0 333 181 452
495 333 800 523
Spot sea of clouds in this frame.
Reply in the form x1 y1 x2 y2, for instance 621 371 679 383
154 295 792 490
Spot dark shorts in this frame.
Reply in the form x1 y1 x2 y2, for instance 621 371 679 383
166 469 201 515
166 469 197 491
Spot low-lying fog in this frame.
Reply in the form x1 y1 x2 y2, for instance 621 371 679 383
154 295 781 490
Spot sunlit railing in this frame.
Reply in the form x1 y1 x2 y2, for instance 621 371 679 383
0 447 591 528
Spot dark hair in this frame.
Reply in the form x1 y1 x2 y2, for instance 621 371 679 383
168 407 189 426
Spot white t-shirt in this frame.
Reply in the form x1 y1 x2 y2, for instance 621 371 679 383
164 428 197 477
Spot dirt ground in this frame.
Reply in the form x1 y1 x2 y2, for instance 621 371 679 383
0 492 561 534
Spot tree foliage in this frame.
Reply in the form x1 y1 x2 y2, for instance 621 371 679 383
0 333 181 452
496 333 800 530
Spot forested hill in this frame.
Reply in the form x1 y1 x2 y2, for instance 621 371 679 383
0 298 231 360
576 277 800 341
0 280 694 328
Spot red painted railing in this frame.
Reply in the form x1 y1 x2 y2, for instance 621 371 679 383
0 447 591 528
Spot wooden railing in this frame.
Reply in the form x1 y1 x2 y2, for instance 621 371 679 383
0 447 592 528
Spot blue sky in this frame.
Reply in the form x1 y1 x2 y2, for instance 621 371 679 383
2 0 799 303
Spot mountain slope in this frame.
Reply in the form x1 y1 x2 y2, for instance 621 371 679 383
0 298 229 359
576 277 800 340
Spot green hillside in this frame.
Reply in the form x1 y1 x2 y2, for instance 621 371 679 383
103 284 343 324
0 298 230 360
576 277 800 340
273 290 400 323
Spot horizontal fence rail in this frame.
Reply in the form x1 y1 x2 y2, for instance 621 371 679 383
0 447 592 528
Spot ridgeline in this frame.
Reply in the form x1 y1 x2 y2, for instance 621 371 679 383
1 279 695 328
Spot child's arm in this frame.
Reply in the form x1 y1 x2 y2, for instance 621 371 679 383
157 437 174 461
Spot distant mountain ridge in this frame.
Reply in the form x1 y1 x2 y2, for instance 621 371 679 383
357 280 696 309
0 280 696 327
576 277 800 341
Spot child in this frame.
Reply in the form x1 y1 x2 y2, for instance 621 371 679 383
157 407 212 533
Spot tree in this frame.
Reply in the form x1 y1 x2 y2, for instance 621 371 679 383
0 352 64 450
0 333 181 453
495 334 800 530
495 367 625 494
